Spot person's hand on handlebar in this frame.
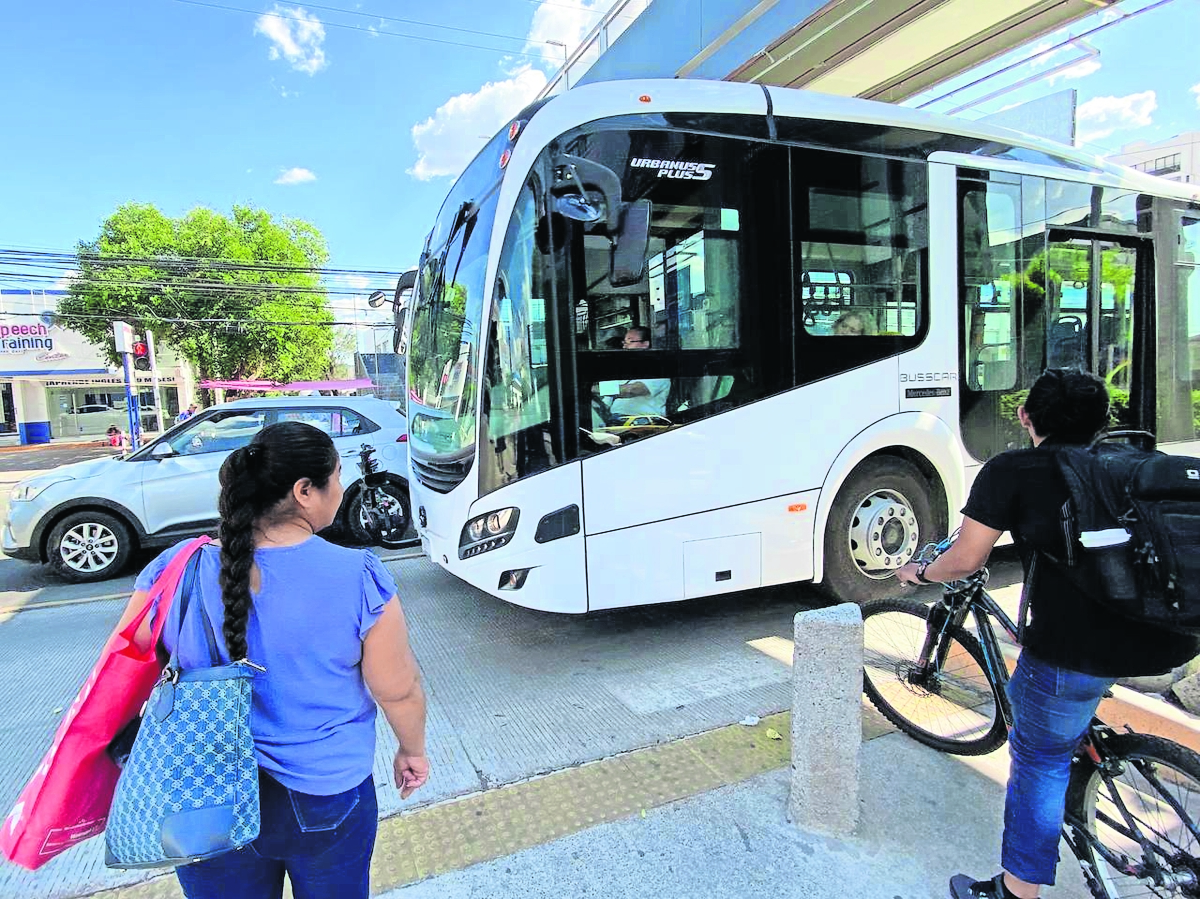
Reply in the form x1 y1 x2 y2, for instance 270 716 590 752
896 516 1004 586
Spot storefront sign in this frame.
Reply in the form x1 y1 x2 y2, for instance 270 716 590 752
0 291 108 376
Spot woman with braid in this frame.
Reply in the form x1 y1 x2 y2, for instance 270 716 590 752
112 420 428 899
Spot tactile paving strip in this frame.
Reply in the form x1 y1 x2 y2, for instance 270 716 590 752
86 709 894 898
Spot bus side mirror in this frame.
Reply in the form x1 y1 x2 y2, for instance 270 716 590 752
611 199 651 288
550 154 622 232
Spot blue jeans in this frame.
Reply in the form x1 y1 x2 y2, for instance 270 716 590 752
176 770 378 899
1002 653 1114 886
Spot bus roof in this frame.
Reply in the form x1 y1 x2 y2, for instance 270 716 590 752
513 79 1199 203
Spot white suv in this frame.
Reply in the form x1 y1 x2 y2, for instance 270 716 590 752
3 396 410 582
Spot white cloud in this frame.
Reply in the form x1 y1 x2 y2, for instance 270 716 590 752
1049 57 1101 84
526 0 608 66
406 0 619 181
274 167 317 185
52 270 79 289
409 68 547 181
1028 41 1101 85
254 5 327 75
342 275 371 289
1192 83 1200 107
1076 90 1158 144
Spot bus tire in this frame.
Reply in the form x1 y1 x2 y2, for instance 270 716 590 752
820 457 934 606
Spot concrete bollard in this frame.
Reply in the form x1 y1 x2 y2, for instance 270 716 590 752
788 602 863 837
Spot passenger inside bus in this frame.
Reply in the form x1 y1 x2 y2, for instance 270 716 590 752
832 310 877 336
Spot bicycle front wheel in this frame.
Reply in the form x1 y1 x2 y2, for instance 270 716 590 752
1066 732 1200 899
861 598 1008 756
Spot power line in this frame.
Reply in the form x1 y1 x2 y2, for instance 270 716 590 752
175 0 562 62
0 248 408 278
271 0 535 46
0 308 391 329
0 270 377 299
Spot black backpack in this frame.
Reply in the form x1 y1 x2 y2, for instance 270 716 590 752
1047 430 1200 635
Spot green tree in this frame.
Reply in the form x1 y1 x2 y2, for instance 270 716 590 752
58 203 335 383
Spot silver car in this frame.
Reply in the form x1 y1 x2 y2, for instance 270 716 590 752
3 396 410 582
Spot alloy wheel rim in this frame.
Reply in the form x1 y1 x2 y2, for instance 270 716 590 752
59 522 120 573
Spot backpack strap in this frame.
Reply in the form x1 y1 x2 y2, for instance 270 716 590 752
1018 553 1037 643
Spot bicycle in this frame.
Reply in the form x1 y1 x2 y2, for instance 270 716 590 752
860 536 1200 899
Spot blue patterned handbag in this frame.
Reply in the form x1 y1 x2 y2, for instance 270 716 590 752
104 552 263 869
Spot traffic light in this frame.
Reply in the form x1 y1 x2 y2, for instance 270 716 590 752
132 338 151 372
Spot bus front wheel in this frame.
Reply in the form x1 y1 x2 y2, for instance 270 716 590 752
821 458 934 606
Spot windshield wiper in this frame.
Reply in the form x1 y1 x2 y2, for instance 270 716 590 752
427 201 479 325
418 200 481 371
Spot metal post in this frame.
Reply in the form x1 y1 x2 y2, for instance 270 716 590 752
145 329 165 433
121 352 141 448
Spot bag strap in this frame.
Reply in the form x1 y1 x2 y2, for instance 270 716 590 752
144 536 212 650
192 554 224 665
165 546 225 669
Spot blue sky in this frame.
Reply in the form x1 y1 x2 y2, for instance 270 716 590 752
908 0 1200 154
0 0 1197 328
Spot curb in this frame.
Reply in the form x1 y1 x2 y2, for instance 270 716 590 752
997 641 1200 751
1100 684 1200 754
0 441 107 454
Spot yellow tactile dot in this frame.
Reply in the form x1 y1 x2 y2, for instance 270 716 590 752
89 710 887 899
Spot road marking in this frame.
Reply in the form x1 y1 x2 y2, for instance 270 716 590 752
0 592 129 614
0 551 426 614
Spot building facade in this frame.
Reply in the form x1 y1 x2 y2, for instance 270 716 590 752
0 290 189 443
1108 132 1200 184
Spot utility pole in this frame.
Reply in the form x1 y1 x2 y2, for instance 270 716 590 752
145 329 165 433
113 321 142 447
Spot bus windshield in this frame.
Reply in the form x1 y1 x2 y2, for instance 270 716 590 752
407 148 504 480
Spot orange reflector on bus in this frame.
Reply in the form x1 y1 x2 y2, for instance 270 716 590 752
788 503 808 513
638 94 652 103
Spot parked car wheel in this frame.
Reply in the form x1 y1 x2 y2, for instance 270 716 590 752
46 510 135 582
345 481 411 549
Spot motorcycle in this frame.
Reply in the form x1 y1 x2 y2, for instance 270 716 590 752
345 443 411 550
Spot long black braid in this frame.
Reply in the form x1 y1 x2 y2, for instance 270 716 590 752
216 421 338 661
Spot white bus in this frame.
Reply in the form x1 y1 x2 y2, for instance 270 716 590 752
404 79 1200 613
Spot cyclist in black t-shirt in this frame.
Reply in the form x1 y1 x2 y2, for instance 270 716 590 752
896 368 1200 899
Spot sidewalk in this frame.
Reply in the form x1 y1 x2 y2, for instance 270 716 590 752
0 436 106 453
0 434 163 453
1 556 1195 899
83 714 1093 899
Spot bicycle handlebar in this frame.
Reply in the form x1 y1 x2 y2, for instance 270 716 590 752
907 529 990 588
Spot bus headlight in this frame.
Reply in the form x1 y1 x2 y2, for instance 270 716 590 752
459 507 520 559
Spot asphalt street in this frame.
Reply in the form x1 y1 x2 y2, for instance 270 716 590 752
0 446 141 611
0 444 419 612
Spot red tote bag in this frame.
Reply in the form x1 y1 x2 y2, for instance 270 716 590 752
0 536 211 870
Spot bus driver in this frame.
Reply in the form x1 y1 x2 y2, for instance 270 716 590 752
607 326 671 417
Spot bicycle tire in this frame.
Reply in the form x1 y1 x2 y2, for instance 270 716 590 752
861 597 1008 756
1066 732 1200 899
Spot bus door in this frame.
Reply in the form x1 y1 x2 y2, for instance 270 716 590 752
1043 229 1150 431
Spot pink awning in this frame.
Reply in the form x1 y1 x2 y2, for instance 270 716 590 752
199 377 375 391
